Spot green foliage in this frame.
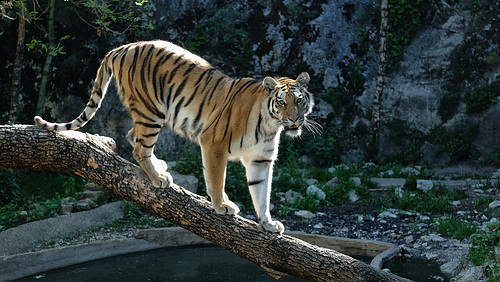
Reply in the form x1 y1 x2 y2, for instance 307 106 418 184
475 196 495 210
109 201 174 231
0 170 88 230
26 35 70 56
388 185 467 214
174 146 252 209
464 76 500 114
435 217 478 240
0 169 21 206
73 0 154 35
430 123 479 164
386 0 423 71
438 91 461 122
383 119 426 164
185 6 252 75
468 220 500 280
0 203 21 231
323 58 366 121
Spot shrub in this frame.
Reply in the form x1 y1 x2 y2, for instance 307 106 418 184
435 217 477 240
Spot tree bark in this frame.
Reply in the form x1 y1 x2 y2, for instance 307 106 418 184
0 125 409 282
9 1 27 123
371 0 388 146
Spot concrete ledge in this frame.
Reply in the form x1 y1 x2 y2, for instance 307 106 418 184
0 238 162 281
0 201 124 257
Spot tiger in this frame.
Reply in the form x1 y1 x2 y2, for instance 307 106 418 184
34 40 318 234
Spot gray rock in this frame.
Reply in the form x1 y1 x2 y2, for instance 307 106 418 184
306 179 318 185
489 200 500 209
455 266 484 282
0 201 124 256
306 185 326 200
80 190 104 201
77 199 98 210
325 177 339 187
60 197 76 215
285 190 303 204
421 234 446 242
294 210 315 219
348 190 359 203
170 170 199 194
417 180 434 192
405 235 414 244
351 177 362 186
378 211 398 219
440 259 462 277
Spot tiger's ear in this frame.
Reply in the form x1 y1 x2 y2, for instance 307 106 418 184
263 77 278 95
296 72 310 86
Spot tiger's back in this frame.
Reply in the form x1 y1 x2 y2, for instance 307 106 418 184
34 40 316 233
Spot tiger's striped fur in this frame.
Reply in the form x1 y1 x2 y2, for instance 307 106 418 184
34 40 316 233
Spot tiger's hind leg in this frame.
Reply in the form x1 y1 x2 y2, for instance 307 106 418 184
200 145 240 215
130 123 172 188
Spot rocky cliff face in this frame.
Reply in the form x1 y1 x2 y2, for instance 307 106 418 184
2 0 499 165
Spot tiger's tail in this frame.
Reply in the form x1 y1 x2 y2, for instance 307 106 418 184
34 55 113 131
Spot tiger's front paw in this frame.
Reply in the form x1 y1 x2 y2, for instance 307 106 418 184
261 220 285 234
151 171 173 188
213 200 240 216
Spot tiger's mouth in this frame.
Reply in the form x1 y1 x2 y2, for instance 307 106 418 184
285 124 300 131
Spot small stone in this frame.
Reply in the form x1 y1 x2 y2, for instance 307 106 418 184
18 211 28 224
306 179 318 185
394 187 404 198
378 211 398 219
306 185 326 200
295 210 315 219
313 223 324 229
325 177 339 187
387 232 398 239
489 200 500 209
77 198 98 210
425 253 438 261
348 190 359 203
351 177 362 186
285 190 303 204
451 200 461 206
428 233 446 242
80 190 103 201
440 259 461 276
405 235 414 244
417 180 434 192
60 197 75 215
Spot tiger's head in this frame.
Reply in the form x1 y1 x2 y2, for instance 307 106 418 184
263 72 319 137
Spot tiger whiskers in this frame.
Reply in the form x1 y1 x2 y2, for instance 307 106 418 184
303 118 322 137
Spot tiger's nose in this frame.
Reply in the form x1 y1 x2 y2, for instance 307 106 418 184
289 117 298 123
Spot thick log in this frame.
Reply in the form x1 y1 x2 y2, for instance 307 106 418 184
0 125 409 281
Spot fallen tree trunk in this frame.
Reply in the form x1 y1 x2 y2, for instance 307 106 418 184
0 125 409 281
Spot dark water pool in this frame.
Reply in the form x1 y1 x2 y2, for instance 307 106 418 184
15 245 306 282
384 257 449 281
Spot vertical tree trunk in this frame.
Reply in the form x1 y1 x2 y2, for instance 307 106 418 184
35 0 56 116
371 0 388 147
9 0 26 123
